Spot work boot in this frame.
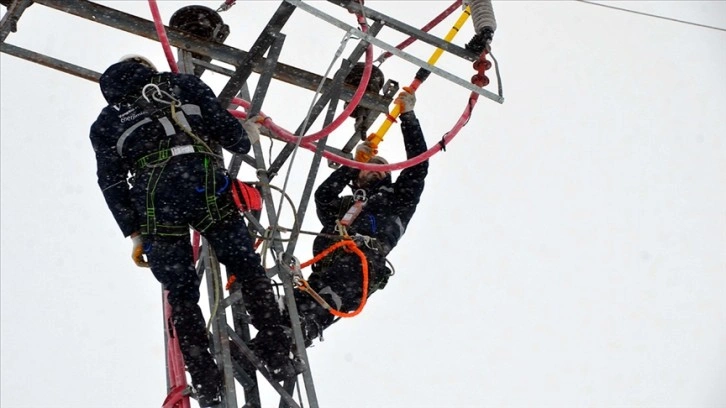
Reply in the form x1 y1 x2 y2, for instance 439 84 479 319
293 292 338 347
187 351 223 408
197 392 222 408
263 349 298 382
193 371 222 408
250 325 297 382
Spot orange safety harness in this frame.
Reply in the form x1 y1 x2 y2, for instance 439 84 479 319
297 239 369 318
224 237 369 318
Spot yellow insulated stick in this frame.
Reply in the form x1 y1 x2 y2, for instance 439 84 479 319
356 6 472 162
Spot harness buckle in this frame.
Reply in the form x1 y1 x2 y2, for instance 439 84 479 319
142 83 181 107
170 145 195 156
353 188 367 202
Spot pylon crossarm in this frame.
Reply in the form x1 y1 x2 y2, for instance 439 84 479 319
0 43 100 81
327 0 477 62
14 0 389 110
287 0 503 102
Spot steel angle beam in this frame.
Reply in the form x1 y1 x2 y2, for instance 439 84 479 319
217 1 297 107
226 32 280 180
286 0 504 103
226 326 301 408
241 32 322 408
0 0 32 43
327 0 480 62
266 21 388 179
201 246 239 408
28 0 391 112
267 135 353 179
0 42 101 82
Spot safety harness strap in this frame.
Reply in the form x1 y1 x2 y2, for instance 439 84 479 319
134 144 211 168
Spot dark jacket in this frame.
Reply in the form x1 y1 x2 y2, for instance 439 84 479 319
90 61 249 237
312 111 428 277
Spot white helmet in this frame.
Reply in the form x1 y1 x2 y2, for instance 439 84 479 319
118 54 157 71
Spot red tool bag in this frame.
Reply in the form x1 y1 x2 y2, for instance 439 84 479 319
231 180 262 212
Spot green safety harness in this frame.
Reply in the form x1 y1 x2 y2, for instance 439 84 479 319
127 75 230 236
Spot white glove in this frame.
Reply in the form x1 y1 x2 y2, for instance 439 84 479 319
355 141 377 160
395 87 416 113
242 115 262 144
131 233 149 268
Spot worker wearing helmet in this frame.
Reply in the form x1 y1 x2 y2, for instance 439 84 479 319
294 88 429 345
90 57 294 407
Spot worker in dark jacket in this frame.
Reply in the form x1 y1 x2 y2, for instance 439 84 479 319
294 88 428 344
90 57 293 407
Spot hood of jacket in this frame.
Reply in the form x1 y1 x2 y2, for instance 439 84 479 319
99 61 157 105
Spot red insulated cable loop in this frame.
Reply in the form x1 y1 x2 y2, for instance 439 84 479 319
232 17 374 145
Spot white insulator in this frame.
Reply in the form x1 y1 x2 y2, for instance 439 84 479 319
468 0 497 34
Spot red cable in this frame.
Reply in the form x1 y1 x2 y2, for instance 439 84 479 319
232 17 374 145
147 0 373 146
147 0 179 74
230 86 479 173
162 290 191 408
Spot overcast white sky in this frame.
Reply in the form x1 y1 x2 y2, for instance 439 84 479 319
2 1 725 407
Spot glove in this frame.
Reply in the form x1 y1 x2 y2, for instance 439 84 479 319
355 141 377 161
394 87 416 113
242 115 262 144
131 233 149 268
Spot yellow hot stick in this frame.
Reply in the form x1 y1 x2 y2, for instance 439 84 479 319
429 6 473 69
356 6 472 162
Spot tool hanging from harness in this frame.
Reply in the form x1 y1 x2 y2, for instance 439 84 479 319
338 189 367 228
124 74 224 235
231 180 262 213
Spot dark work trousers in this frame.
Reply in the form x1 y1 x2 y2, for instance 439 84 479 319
139 159 287 388
294 248 390 342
